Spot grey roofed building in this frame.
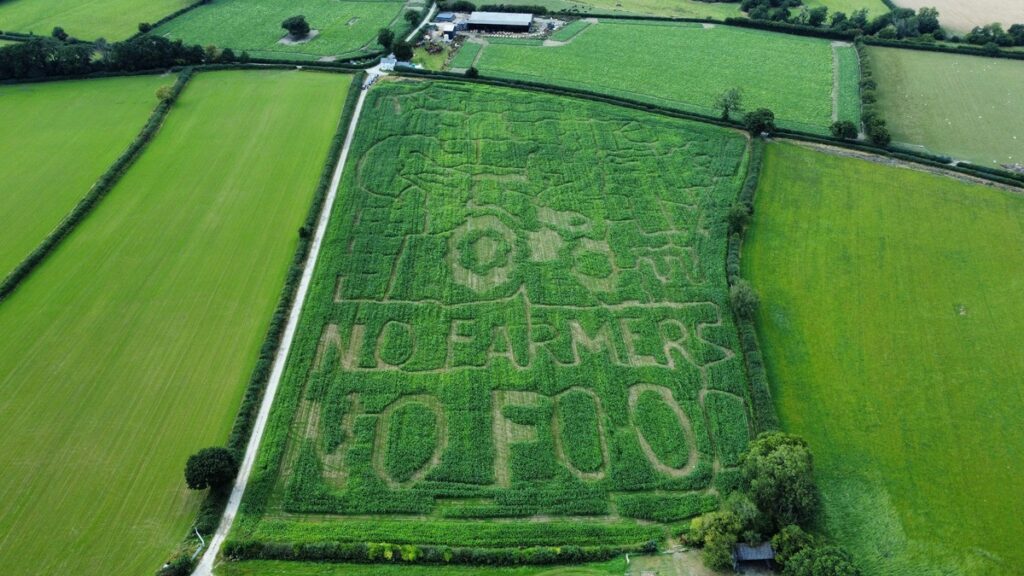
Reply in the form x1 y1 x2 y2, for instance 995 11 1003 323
733 542 775 571
466 11 533 31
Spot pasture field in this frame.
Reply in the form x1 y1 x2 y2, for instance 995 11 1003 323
869 47 1024 166
0 75 167 279
743 143 1024 575
470 20 859 132
806 0 889 18
0 70 350 576
230 80 756 558
469 0 741 18
893 0 1024 32
0 0 191 39
449 41 482 68
155 0 406 60
219 558 626 575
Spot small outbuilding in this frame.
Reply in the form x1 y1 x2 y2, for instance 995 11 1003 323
379 53 397 71
435 11 456 22
733 542 775 572
466 11 533 32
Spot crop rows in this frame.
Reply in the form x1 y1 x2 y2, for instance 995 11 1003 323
234 80 755 553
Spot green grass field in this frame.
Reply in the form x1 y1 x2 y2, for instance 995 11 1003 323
0 70 349 576
869 47 1024 167
473 20 857 132
218 558 626 575
744 143 1024 575
0 0 192 39
229 79 755 558
155 0 406 60
807 0 889 18
0 75 167 279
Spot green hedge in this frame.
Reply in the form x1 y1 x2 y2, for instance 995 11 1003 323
131 0 214 42
723 17 858 41
863 36 1024 60
0 68 194 304
223 540 643 565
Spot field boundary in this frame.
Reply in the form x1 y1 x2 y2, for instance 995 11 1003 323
0 68 194 304
190 71 369 576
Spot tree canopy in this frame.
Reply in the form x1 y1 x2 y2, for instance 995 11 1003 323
742 432 820 529
184 447 238 491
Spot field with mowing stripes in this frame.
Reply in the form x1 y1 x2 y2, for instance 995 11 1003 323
0 70 350 576
0 75 167 279
221 559 628 575
471 21 859 132
156 0 406 60
230 80 757 558
744 143 1024 576
0 0 192 39
869 47 1024 167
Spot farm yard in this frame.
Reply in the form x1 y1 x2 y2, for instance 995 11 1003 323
0 0 192 40
0 75 167 279
470 20 860 132
892 0 1024 32
0 70 350 576
868 47 1024 166
744 143 1024 576
155 0 407 60
230 80 757 556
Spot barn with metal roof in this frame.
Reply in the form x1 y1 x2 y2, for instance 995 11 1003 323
466 11 533 32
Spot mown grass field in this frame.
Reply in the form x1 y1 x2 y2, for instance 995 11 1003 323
0 0 191 39
0 70 350 576
0 75 167 279
219 558 626 575
156 0 406 60
744 143 1024 575
471 21 858 132
869 47 1024 167
893 0 1024 32
230 80 756 558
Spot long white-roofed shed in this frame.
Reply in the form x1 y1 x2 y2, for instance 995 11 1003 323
467 11 533 32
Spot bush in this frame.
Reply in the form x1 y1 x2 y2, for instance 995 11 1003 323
156 555 194 576
185 447 238 491
829 120 857 140
867 123 891 147
744 108 776 135
282 15 311 38
139 22 153 33
378 28 395 50
393 41 414 61
730 279 759 320
465 66 479 78
783 545 862 576
742 432 819 530
772 524 816 568
727 202 752 233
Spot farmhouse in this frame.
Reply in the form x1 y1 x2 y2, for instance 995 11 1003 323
467 11 533 33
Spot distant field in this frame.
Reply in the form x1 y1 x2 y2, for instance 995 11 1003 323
0 75 166 279
219 559 627 575
0 70 349 576
893 0 1024 32
807 0 890 18
744 143 1024 575
479 0 741 18
472 20 857 131
869 47 1024 166
0 0 191 39
156 0 405 60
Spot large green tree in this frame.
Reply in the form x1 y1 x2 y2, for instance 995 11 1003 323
742 432 819 529
184 447 237 491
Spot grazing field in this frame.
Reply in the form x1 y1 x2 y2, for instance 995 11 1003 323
449 41 481 68
155 0 406 60
0 75 167 279
230 80 756 559
0 0 191 39
219 558 627 575
869 47 1024 166
806 0 889 18
0 70 350 576
471 20 858 131
744 143 1024 575
893 0 1024 32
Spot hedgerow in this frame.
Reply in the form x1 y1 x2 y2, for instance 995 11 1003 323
230 80 756 559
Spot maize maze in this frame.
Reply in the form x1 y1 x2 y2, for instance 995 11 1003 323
237 80 755 552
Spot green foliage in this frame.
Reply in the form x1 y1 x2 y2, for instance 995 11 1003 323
829 119 857 139
730 279 760 320
783 545 862 576
716 87 743 120
451 42 482 68
742 432 819 529
0 0 200 40
281 15 310 38
744 107 776 134
393 40 414 61
705 392 750 467
379 27 396 50
186 447 239 490
772 524 816 569
236 81 753 555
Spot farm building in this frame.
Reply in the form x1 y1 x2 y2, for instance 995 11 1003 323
467 11 533 32
435 11 456 22
733 542 775 572
379 53 397 71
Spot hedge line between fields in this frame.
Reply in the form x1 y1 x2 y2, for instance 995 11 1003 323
129 0 213 42
726 139 779 433
223 540 648 565
189 69 367 537
394 68 1024 189
862 36 1024 60
0 68 194 304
